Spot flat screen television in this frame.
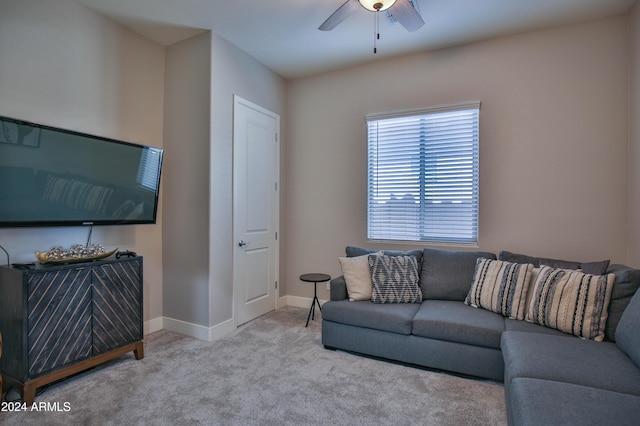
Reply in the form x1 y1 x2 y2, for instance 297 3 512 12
0 116 163 227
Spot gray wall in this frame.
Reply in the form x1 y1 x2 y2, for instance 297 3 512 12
162 31 287 332
162 32 212 327
2 0 639 337
629 2 640 266
285 15 632 302
208 34 288 326
0 0 165 326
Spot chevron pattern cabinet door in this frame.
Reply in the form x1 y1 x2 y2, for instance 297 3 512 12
27 267 93 378
92 259 142 354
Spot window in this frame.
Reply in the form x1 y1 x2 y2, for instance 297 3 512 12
367 102 480 244
137 147 163 192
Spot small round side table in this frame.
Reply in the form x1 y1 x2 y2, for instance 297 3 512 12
300 273 331 327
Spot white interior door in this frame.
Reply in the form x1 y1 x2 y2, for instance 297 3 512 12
233 96 279 326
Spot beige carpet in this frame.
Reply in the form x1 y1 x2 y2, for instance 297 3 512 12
0 306 506 425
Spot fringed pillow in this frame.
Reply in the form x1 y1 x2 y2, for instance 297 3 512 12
465 258 533 320
526 265 615 341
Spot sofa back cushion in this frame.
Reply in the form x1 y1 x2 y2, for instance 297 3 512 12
345 246 422 273
616 288 640 368
346 246 422 261
420 248 496 300
499 250 610 275
605 264 640 341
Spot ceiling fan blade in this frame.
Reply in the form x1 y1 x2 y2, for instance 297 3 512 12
319 0 361 31
388 0 425 32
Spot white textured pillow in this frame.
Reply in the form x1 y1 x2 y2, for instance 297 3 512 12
465 258 533 320
339 252 382 301
526 265 615 341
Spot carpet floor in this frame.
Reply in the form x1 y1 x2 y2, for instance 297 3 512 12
0 306 507 425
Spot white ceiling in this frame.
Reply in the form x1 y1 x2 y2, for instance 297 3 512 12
74 0 637 79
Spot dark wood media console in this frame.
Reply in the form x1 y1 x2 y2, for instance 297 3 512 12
0 256 144 404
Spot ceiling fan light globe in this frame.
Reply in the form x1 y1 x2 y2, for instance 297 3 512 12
358 0 396 12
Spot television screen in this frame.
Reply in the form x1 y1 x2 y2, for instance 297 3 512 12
0 116 163 227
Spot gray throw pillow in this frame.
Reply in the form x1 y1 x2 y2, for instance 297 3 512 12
420 248 496 301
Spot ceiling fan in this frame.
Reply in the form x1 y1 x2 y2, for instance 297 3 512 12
319 0 425 33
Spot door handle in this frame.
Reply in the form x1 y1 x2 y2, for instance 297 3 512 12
238 240 248 247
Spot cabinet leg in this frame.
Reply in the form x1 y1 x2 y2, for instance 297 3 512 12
134 341 144 360
22 383 35 405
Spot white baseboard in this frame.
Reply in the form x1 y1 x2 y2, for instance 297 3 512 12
147 297 326 341
144 317 164 335
161 317 211 341
279 295 327 309
207 318 236 340
277 296 289 309
151 316 236 342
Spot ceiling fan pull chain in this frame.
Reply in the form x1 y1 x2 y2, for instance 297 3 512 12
374 8 379 53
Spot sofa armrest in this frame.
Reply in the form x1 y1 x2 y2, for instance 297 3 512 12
330 276 348 301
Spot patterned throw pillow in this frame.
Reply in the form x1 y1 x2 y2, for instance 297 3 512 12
368 255 422 304
465 258 533 320
526 265 615 341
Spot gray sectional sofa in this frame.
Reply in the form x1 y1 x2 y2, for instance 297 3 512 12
321 246 640 425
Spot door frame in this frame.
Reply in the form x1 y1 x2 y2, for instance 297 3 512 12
232 95 280 327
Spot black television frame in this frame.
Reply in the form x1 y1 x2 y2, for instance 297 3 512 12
0 116 163 228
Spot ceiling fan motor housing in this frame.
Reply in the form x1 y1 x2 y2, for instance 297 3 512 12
359 0 396 12
319 0 423 33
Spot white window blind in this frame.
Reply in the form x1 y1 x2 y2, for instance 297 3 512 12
136 147 163 192
367 102 480 243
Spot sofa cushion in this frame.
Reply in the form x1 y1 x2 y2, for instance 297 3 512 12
606 264 640 341
509 378 640 426
526 266 615 341
345 246 422 264
412 300 505 349
501 331 640 396
338 251 381 301
346 246 424 282
321 300 421 335
369 254 422 304
616 288 640 369
465 258 533 320
504 317 569 337
329 276 349 301
499 250 610 275
420 248 496 301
